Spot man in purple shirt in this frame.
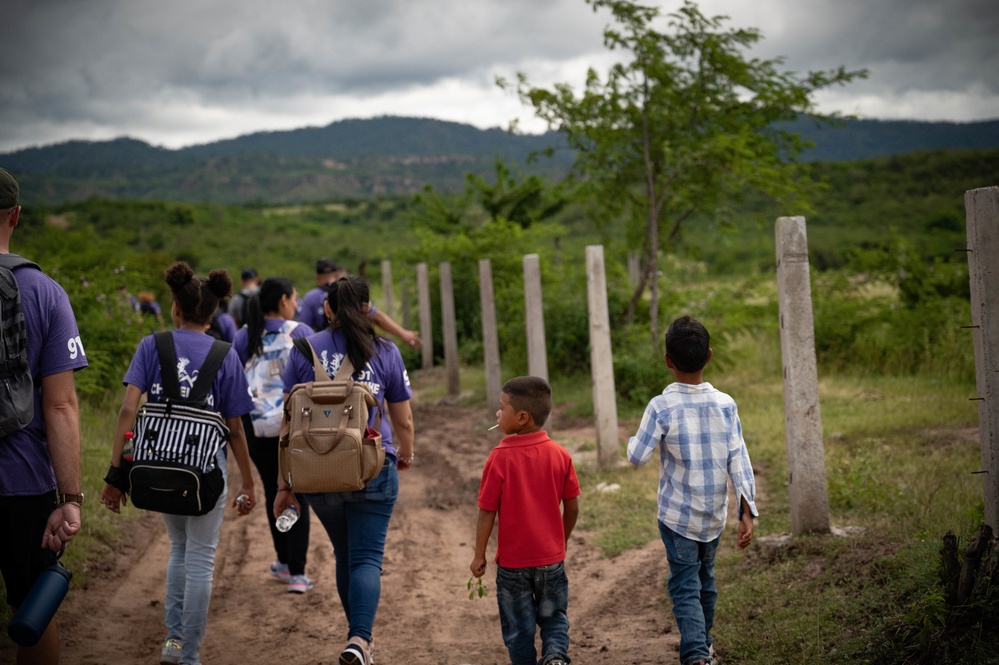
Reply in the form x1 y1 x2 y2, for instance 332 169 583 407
298 258 342 331
0 167 89 664
299 258 423 349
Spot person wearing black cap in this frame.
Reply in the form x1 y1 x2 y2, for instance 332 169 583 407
227 267 261 329
299 258 423 349
0 167 89 663
298 259 342 331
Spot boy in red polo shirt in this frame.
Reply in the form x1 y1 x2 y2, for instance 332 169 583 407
470 376 581 665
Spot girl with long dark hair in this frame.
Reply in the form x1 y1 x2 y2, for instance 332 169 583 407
276 275 414 665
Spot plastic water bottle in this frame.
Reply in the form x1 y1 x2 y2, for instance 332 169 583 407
7 560 72 646
275 505 299 533
122 431 135 463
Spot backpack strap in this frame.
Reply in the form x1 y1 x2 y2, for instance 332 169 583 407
293 337 328 381
154 332 182 401
189 339 231 405
0 253 41 273
154 332 231 406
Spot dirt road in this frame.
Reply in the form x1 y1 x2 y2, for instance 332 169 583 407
40 403 684 664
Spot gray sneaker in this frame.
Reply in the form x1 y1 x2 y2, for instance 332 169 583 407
160 637 182 664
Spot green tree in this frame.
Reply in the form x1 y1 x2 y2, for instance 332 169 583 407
411 158 570 233
507 0 865 346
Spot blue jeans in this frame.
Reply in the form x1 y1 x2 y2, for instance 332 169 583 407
160 450 228 665
302 459 398 643
496 561 571 665
659 521 720 665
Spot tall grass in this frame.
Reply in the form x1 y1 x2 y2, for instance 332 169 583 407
574 322 989 663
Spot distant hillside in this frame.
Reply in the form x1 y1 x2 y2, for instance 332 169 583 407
2 115 998 204
783 117 999 162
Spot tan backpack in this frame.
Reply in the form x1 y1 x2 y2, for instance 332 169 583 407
278 338 385 493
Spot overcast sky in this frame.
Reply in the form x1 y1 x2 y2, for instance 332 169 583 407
2 0 997 153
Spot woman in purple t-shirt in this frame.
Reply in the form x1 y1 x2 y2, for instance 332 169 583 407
100 262 256 665
277 275 414 665
234 276 315 593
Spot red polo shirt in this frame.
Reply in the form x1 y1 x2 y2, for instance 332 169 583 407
477 430 581 568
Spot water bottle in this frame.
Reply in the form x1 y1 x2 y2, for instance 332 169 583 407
275 505 299 533
122 431 135 463
8 559 72 646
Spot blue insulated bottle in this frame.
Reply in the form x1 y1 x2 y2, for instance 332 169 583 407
8 559 72 646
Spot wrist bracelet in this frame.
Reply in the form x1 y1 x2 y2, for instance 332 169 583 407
104 464 130 493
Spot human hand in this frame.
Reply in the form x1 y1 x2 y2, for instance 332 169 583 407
100 483 127 513
396 444 414 471
400 330 422 350
470 556 487 579
737 511 754 550
233 487 256 516
273 487 300 519
42 503 82 552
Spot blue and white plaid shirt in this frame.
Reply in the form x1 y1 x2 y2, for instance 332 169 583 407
628 381 758 543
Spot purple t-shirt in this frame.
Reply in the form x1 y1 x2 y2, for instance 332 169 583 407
123 329 254 420
0 263 89 496
297 286 328 331
282 328 411 457
214 312 238 343
233 319 314 366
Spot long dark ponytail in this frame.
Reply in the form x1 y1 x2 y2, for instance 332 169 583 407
327 275 378 371
246 276 295 357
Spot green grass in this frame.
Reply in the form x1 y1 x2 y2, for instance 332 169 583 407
576 351 992 664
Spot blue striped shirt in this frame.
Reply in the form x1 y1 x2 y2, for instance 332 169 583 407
627 382 758 543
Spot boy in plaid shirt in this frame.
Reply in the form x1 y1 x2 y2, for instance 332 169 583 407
628 316 758 665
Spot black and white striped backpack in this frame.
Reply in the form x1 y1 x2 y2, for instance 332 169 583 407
128 332 231 516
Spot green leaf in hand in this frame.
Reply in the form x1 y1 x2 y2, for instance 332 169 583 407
466 576 487 601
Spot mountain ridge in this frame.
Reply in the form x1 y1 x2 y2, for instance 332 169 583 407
3 115 998 204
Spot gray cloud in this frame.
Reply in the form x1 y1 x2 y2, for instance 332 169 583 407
2 0 997 152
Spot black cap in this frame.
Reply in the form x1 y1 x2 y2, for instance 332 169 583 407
240 267 258 281
316 258 338 274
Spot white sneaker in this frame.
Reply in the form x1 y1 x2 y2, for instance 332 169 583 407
287 574 315 594
269 560 290 582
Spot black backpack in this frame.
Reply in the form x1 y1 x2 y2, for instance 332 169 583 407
128 333 232 516
0 254 41 437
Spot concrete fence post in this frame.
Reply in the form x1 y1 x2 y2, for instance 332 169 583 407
416 262 433 370
380 259 394 320
776 216 831 536
440 262 460 397
479 259 502 412
587 246 620 466
965 186 999 532
523 254 549 382
627 251 641 287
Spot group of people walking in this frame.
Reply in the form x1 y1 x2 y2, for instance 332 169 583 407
97 262 417 665
1 163 758 665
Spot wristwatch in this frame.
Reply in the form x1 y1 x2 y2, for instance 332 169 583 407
58 492 85 505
